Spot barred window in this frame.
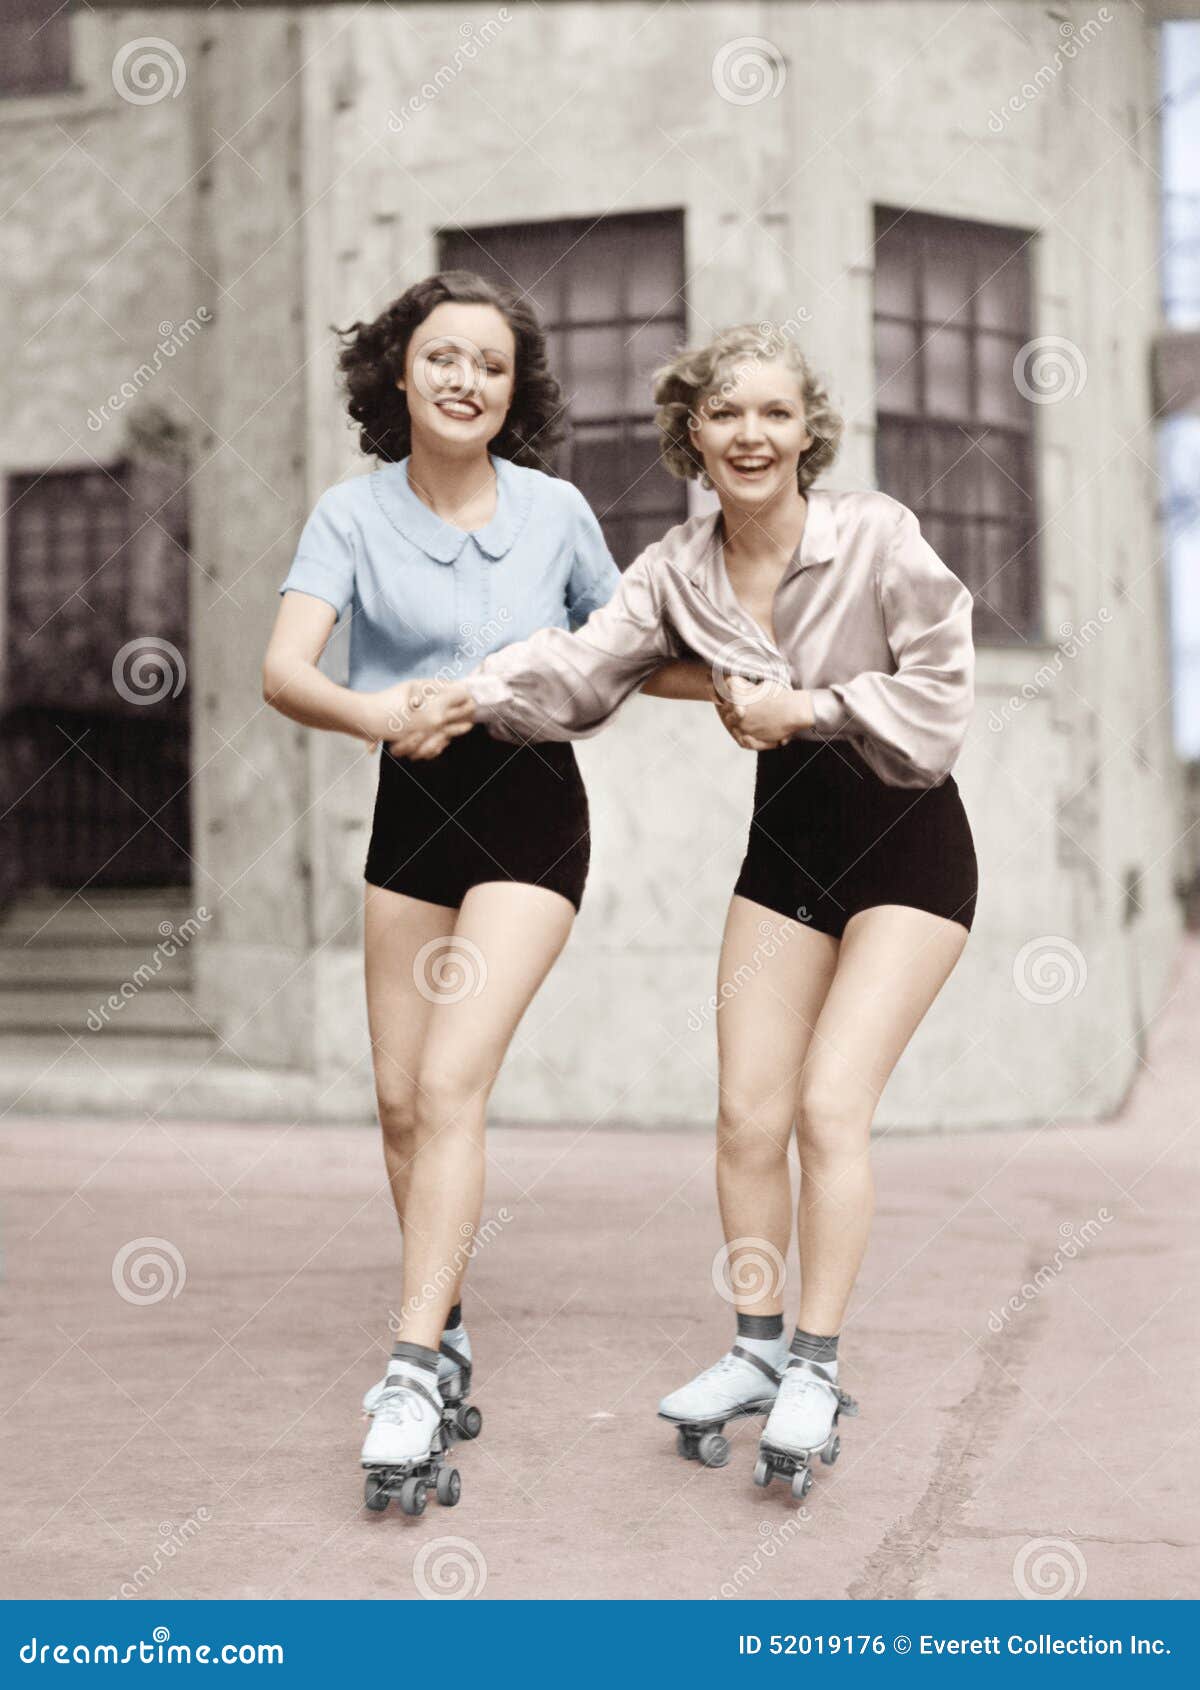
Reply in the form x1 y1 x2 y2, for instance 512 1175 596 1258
874 207 1039 643
439 211 688 566
0 0 71 97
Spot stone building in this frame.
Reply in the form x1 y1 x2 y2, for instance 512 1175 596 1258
0 1 1190 1129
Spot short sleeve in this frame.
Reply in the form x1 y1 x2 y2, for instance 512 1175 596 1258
564 486 621 627
277 491 357 617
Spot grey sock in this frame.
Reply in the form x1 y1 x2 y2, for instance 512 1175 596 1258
737 1311 784 1340
790 1327 838 1365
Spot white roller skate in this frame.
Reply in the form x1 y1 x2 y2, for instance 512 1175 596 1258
657 1343 786 1469
363 1328 482 1444
754 1355 859 1501
361 1358 462 1517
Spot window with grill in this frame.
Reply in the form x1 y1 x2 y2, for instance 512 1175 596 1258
874 207 1039 643
0 0 72 97
439 211 688 567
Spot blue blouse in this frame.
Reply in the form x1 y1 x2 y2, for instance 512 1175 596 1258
278 454 620 693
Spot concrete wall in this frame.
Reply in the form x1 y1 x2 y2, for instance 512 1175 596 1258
1 2 1184 1129
269 0 1181 1127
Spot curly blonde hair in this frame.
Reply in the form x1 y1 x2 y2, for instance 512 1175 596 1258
653 324 843 492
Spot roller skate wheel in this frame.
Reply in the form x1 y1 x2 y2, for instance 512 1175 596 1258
399 1477 428 1517
753 1455 771 1488
363 1472 389 1513
435 1466 462 1508
791 1468 812 1501
697 1431 730 1469
456 1404 483 1441
821 1434 840 1466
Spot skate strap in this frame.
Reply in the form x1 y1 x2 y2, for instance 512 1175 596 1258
438 1342 470 1384
785 1354 837 1389
381 1373 443 1415
731 1344 784 1386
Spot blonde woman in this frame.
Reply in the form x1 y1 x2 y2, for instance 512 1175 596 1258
458 325 978 1498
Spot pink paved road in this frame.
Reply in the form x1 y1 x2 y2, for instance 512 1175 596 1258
4 946 1199 1602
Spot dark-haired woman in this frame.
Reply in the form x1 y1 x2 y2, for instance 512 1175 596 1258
262 272 702 1495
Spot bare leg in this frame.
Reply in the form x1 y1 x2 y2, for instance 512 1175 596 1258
363 884 457 1233
795 904 969 1336
714 897 840 1316
395 882 575 1350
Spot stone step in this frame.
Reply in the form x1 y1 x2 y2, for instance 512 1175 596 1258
0 890 203 948
0 987 211 1038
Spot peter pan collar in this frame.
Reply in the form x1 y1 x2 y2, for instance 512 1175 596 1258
371 454 534 564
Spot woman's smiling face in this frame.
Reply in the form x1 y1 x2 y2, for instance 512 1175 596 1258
689 357 814 508
400 301 516 454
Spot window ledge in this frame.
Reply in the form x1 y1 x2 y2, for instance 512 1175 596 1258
0 85 104 125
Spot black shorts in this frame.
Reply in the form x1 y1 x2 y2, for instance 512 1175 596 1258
733 739 978 939
364 726 590 912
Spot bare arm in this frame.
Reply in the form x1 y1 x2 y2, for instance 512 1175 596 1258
262 591 473 758
640 659 719 702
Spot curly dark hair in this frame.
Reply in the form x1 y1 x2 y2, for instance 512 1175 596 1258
336 271 565 467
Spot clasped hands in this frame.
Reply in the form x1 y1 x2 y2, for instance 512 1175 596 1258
361 678 476 760
715 674 816 750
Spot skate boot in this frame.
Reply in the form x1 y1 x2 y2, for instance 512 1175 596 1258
657 1343 786 1469
361 1358 462 1517
754 1355 858 1501
364 1326 482 1444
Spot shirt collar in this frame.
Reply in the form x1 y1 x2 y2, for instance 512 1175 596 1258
672 489 837 591
371 453 533 565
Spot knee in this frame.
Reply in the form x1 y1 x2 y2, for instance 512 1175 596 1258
413 1061 490 1137
375 1081 419 1155
717 1095 791 1177
795 1074 870 1168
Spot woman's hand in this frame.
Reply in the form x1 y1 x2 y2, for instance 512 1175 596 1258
715 676 814 750
362 679 477 760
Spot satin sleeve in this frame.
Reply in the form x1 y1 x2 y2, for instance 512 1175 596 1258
803 503 975 786
465 547 679 743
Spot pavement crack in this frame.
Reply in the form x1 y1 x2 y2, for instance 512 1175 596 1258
849 1249 1051 1600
